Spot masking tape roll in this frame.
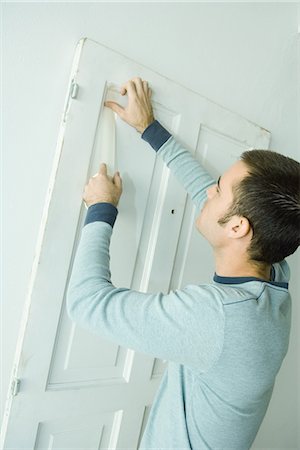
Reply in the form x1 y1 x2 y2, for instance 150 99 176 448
84 105 116 210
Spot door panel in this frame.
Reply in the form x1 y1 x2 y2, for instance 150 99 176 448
1 38 270 449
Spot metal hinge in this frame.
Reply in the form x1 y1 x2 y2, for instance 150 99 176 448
63 80 79 122
70 81 79 99
11 378 21 397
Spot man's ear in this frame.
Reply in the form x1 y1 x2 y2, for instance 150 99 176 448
227 215 252 239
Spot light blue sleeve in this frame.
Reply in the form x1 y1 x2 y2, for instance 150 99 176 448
157 135 216 214
66 221 225 373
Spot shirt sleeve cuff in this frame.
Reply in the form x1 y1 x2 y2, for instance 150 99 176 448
141 120 172 151
84 202 118 228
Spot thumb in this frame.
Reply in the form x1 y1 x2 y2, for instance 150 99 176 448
104 101 125 118
113 171 122 188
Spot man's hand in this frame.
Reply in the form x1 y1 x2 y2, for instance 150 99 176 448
83 163 122 208
104 77 155 134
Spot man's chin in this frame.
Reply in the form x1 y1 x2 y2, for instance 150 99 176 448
195 218 205 236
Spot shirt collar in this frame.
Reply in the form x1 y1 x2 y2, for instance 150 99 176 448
213 265 288 289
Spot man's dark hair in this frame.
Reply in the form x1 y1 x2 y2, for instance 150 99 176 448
218 149 300 264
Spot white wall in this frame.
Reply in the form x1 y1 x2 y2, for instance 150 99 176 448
2 2 299 448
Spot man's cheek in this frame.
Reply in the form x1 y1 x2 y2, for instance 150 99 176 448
196 208 205 228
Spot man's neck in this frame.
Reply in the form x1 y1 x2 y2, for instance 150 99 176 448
214 250 272 281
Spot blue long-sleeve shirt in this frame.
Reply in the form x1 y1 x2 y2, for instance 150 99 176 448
66 120 291 449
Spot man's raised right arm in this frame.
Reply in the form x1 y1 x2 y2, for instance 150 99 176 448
104 77 216 214
141 119 215 214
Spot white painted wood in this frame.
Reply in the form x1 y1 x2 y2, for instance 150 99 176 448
0 37 270 449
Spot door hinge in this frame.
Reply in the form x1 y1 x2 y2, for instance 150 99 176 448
63 80 79 122
11 378 21 397
70 81 79 99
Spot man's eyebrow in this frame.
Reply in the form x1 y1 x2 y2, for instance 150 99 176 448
217 175 222 191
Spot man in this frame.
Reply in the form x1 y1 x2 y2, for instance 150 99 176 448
66 77 299 449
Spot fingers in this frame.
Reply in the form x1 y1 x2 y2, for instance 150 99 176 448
104 100 125 118
133 77 144 96
143 80 149 94
120 80 137 96
133 77 149 96
105 77 150 115
99 162 107 175
120 77 150 96
113 171 122 188
98 163 122 186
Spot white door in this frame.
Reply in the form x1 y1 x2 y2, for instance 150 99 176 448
1 37 270 449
